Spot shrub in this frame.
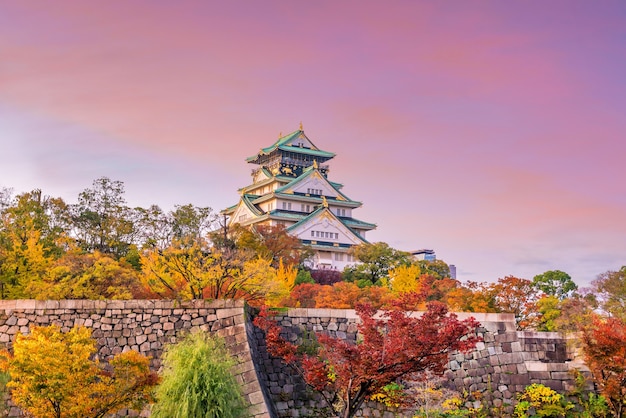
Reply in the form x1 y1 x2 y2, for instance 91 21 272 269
151 331 248 418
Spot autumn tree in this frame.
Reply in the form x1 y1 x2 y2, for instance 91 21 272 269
344 242 411 285
254 302 480 418
592 266 626 320
1 325 157 418
582 316 626 417
0 190 69 298
532 270 578 300
140 239 293 303
232 223 309 268
493 276 540 330
441 281 489 313
23 250 144 300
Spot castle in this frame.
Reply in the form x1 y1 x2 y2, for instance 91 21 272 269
223 126 376 270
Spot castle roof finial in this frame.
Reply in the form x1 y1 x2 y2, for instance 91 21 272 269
299 121 303 131
313 159 318 169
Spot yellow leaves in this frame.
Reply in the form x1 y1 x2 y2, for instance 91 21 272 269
5 325 157 418
8 325 99 418
387 264 422 294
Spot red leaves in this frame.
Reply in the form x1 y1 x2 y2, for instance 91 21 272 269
582 316 626 417
254 301 480 418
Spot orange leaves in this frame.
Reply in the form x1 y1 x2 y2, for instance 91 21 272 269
582 316 626 417
5 325 157 418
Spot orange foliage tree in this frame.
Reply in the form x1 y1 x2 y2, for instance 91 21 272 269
582 316 626 417
0 325 157 418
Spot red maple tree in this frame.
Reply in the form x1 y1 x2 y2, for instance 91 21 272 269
254 300 480 418
582 316 626 418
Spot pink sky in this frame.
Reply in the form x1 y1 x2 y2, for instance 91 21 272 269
1 1 625 286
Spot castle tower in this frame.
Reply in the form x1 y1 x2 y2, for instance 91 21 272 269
222 127 376 270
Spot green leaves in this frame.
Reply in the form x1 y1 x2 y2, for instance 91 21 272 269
152 332 248 418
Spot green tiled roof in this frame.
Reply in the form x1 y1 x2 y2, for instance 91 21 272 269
274 167 354 202
341 217 377 230
246 130 335 162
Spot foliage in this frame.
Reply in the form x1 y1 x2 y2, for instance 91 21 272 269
254 301 479 418
284 283 323 308
513 383 574 417
582 316 626 418
151 331 248 418
568 369 610 418
311 268 343 285
24 250 143 300
592 266 626 320
344 242 411 285
493 276 541 330
295 268 315 285
232 223 309 268
1 325 157 418
386 264 422 294
416 259 451 281
369 382 406 408
71 177 135 257
532 270 577 300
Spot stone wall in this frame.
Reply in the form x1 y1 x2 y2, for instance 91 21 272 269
0 299 271 418
256 309 591 417
0 302 591 418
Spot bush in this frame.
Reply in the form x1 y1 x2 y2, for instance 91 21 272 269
152 332 248 418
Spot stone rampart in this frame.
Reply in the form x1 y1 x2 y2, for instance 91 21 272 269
0 302 590 418
0 299 271 418
255 309 591 417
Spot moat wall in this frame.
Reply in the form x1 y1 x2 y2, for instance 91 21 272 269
0 301 590 417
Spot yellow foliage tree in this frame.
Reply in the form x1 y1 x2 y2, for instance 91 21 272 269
24 250 140 300
386 264 422 294
264 258 297 307
1 325 157 418
140 241 294 303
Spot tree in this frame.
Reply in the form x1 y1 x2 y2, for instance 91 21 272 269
233 224 309 268
416 259 451 280
532 270 578 300
582 316 626 418
151 332 248 418
71 177 135 257
0 191 69 298
493 276 540 330
24 250 144 300
1 325 157 418
344 242 411 285
254 302 479 418
386 264 422 294
592 266 626 320
140 241 290 303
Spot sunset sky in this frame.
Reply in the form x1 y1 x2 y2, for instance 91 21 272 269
1 1 625 286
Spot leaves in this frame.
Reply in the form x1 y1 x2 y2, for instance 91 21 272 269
5 325 157 418
255 301 480 418
582 316 626 418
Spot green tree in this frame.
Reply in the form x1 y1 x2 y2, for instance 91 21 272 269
532 270 578 300
151 332 248 418
71 177 135 258
344 242 411 285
